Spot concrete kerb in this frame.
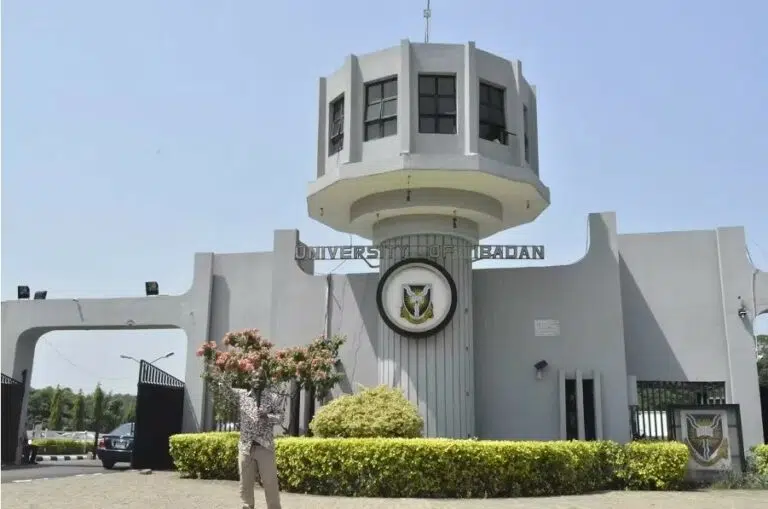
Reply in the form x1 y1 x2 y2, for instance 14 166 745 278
36 454 93 462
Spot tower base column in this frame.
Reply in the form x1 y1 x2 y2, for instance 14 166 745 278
375 217 476 438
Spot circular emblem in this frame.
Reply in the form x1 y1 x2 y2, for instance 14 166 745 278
376 258 458 338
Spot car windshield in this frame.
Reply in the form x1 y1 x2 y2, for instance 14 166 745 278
109 422 134 436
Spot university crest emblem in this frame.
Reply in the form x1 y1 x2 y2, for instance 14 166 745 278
684 412 729 467
400 284 434 325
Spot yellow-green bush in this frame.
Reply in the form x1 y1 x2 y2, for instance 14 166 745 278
614 441 689 490
31 439 91 455
754 444 768 476
309 385 424 438
169 433 690 496
169 432 239 479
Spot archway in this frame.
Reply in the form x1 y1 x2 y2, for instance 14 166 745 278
26 329 187 436
8 328 190 468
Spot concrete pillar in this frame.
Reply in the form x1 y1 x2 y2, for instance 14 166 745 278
575 369 585 440
374 215 476 438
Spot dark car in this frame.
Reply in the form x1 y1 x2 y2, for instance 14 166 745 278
96 422 134 469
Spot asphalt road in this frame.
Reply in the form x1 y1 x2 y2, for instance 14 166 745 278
0 459 129 484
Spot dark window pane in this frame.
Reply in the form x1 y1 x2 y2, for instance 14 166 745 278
490 87 504 107
365 103 381 121
524 135 530 162
480 122 505 143
479 104 490 122
331 121 343 137
382 98 397 117
420 116 436 133
365 122 380 140
367 84 382 103
382 79 397 98
523 105 529 124
479 122 492 140
419 96 436 115
438 97 455 114
329 137 343 155
383 118 397 137
490 108 505 127
438 116 456 134
438 77 455 95
419 76 436 95
479 84 490 103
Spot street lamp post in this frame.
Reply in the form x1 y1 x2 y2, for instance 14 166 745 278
119 352 175 365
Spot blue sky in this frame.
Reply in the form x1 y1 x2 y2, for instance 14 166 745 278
3 0 766 395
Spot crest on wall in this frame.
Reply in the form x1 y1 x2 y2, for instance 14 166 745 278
400 284 434 324
683 412 730 468
376 258 457 339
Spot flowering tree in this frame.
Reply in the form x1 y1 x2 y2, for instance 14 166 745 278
197 329 345 423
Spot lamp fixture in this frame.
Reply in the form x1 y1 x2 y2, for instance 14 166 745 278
145 281 159 296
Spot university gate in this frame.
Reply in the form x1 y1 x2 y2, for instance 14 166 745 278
1 373 25 463
131 360 184 470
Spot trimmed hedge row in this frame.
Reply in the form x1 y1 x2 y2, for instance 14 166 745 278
31 439 92 455
169 433 689 496
755 444 768 476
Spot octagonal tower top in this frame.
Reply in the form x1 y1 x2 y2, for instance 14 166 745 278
307 39 550 242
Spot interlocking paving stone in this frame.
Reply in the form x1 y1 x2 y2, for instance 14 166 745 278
1 470 767 509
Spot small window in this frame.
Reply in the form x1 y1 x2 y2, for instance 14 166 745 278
364 77 398 141
328 95 344 156
523 104 530 163
418 75 457 134
479 82 507 144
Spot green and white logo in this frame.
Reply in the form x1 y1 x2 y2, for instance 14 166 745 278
401 284 434 325
377 258 457 338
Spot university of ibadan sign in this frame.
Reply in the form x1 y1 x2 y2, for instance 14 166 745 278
295 244 545 261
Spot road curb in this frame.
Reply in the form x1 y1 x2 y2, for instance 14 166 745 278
36 455 92 461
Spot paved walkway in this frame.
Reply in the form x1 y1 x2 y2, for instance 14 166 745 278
1 470 767 509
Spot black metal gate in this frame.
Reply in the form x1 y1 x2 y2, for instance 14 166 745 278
131 361 184 470
629 381 726 440
1 373 25 463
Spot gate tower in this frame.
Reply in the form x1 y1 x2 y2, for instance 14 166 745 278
307 40 550 437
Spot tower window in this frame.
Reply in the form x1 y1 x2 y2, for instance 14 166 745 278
364 77 398 141
418 75 457 134
329 95 344 156
523 104 530 163
479 82 507 144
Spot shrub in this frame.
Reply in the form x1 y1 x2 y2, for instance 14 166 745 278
614 441 689 490
169 432 239 480
309 385 423 438
31 439 91 455
755 445 768 477
169 433 690 496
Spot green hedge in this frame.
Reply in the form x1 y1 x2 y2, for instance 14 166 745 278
755 445 768 476
31 439 92 455
169 433 690 496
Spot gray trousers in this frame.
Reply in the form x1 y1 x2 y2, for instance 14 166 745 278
238 442 281 509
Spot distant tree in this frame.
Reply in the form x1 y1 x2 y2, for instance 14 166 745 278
72 390 87 431
757 335 768 387
103 398 124 431
92 384 105 433
123 402 136 423
47 386 63 429
27 386 56 428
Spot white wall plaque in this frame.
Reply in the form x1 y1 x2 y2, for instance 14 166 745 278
535 319 560 337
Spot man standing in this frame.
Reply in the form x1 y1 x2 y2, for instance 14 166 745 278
230 385 285 509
